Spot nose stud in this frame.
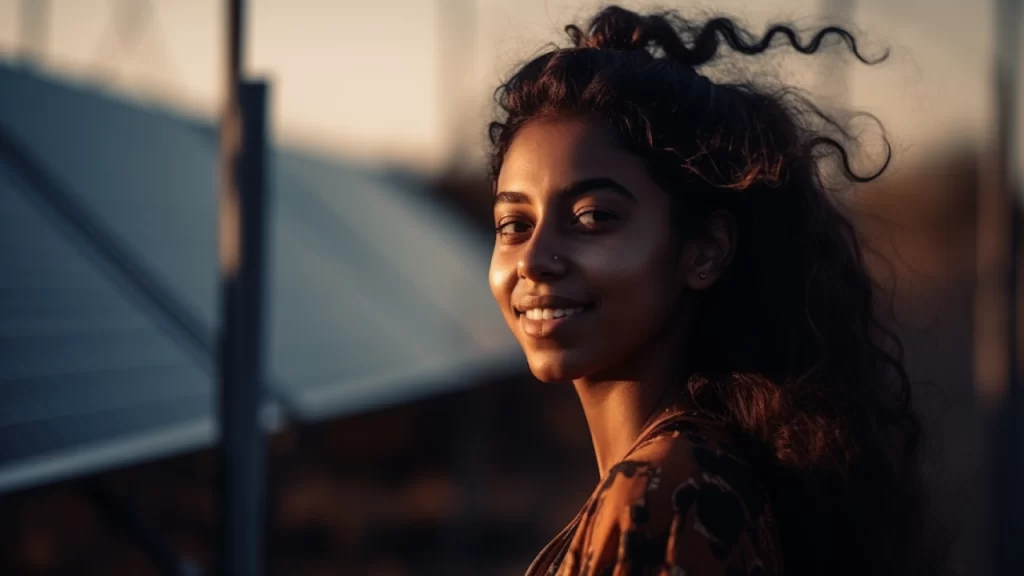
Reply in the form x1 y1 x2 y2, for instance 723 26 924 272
518 255 563 278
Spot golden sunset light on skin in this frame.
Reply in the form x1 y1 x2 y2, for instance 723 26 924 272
489 115 732 386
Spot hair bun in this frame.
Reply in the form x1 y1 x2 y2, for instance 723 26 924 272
577 5 647 51
566 6 709 67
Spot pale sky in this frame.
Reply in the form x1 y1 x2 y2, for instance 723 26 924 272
0 0 1011 174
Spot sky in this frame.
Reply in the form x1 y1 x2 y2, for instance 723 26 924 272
0 0 1013 174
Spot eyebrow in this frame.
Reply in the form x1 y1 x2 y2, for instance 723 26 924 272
494 177 637 206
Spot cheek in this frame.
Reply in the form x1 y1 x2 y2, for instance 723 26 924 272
579 231 672 297
488 250 516 310
580 231 677 332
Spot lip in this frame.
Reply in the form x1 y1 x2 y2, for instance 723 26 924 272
513 295 596 339
513 294 592 313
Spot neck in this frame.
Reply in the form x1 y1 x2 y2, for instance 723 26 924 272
572 330 689 478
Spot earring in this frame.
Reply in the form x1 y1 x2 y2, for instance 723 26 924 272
699 272 707 279
552 255 559 261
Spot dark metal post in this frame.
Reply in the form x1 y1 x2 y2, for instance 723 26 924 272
994 1 1022 575
437 0 477 162
17 0 49 65
821 0 855 105
217 0 268 574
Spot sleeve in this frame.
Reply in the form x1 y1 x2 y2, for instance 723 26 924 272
555 433 779 576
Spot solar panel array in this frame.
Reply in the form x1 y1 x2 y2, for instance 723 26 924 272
0 66 523 493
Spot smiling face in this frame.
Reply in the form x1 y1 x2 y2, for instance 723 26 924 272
489 115 725 383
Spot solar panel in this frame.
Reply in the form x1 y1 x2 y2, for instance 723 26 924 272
0 65 523 492
0 157 213 493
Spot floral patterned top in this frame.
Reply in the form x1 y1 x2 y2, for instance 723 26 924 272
524 411 783 576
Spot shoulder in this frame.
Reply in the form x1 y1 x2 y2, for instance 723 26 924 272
558 418 781 576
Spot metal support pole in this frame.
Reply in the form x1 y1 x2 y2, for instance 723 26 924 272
217 0 269 574
17 0 49 65
436 0 478 167
994 1 1022 575
821 0 855 106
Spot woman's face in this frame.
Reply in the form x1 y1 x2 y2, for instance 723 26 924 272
490 116 722 383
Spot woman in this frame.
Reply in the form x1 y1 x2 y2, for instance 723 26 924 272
487 6 935 576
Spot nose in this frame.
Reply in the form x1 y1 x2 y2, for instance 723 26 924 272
518 236 568 281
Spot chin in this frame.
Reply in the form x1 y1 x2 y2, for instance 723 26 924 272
525 351 592 383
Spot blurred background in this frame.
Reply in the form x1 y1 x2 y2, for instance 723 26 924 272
0 0 1020 574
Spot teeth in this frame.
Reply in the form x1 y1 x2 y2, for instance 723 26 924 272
523 307 585 320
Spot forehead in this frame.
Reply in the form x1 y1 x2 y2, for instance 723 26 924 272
497 116 652 195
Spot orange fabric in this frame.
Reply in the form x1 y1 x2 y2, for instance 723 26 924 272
525 414 783 576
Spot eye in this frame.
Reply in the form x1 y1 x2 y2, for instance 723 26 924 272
495 219 532 240
573 209 618 229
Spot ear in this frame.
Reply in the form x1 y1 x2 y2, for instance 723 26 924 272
679 210 736 291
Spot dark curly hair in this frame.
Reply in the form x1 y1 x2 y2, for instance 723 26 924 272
489 6 939 576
